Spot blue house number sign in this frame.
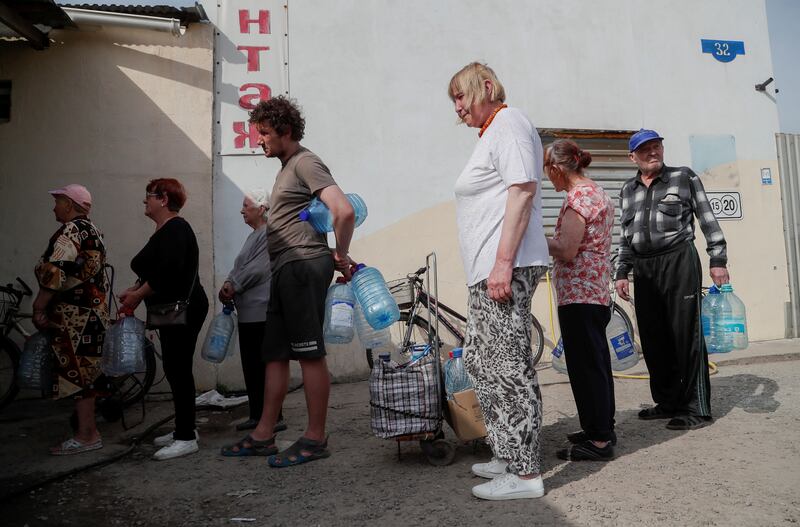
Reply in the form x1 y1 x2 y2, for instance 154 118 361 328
701 39 745 63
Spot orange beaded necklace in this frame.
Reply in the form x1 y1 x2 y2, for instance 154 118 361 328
478 104 507 137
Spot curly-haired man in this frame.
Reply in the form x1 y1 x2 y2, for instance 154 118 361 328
221 96 355 466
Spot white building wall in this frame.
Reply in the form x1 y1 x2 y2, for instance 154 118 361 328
207 0 790 384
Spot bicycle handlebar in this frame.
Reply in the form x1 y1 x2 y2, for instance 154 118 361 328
16 277 32 296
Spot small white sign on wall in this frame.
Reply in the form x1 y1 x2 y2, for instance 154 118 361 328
707 192 742 220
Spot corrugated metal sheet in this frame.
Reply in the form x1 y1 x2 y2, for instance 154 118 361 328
777 133 800 337
3 0 75 28
539 135 636 254
58 3 205 23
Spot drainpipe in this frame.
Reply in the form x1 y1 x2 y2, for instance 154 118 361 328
62 8 185 37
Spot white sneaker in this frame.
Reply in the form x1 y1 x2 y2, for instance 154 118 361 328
153 439 199 461
471 457 508 479
472 473 545 500
153 430 199 447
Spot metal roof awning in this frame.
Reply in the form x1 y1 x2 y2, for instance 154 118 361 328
0 2 207 48
0 0 75 50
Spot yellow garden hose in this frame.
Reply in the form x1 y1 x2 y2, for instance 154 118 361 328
543 271 719 379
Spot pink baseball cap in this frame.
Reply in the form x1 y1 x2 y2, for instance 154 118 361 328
49 184 92 210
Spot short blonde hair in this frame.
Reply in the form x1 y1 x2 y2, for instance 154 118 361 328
447 62 506 108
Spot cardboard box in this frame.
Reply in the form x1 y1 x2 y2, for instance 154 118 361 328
447 389 487 441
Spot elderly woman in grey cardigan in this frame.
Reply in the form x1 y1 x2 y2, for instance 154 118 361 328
219 189 285 432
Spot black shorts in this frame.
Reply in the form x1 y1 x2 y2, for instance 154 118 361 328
262 254 334 362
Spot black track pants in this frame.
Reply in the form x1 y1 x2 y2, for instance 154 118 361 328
632 242 711 417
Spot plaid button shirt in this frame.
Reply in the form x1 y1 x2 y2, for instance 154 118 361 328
615 164 727 279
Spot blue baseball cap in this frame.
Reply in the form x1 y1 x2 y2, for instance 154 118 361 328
629 129 664 152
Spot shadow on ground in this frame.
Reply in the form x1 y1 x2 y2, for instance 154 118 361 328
542 373 780 493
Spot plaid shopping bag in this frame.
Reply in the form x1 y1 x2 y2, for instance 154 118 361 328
369 352 441 438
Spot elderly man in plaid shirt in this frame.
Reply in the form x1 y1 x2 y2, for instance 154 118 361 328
615 129 729 431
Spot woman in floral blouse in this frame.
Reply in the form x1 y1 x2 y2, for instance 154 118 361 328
545 140 616 462
33 184 109 455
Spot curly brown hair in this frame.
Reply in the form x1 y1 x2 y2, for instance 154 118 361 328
248 96 305 141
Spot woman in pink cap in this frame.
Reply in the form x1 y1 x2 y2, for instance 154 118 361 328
33 184 110 455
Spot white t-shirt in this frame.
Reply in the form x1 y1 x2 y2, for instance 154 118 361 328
454 107 549 286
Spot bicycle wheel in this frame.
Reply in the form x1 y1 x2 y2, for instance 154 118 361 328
391 312 464 358
530 315 545 366
611 302 636 343
0 337 20 409
111 339 156 407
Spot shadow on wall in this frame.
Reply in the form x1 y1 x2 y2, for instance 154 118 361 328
0 24 215 386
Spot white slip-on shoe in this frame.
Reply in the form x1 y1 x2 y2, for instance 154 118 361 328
153 439 199 461
472 473 545 500
471 457 508 479
153 430 199 447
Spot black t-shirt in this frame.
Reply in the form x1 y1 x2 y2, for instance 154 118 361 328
131 217 204 306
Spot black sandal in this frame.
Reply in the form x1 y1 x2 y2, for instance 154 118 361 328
268 436 330 468
567 430 617 446
557 440 614 461
220 434 277 457
666 415 712 430
638 405 675 420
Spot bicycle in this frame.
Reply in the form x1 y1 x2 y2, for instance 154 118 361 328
0 268 158 418
0 277 33 408
365 265 546 369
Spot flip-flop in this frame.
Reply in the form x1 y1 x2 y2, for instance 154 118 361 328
220 434 277 457
268 436 330 468
50 437 103 456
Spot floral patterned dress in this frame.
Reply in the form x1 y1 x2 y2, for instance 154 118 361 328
553 182 615 306
35 217 109 399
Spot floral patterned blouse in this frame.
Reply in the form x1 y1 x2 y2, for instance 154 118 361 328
553 182 614 306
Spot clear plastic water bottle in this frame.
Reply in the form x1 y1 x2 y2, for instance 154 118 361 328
101 315 146 376
551 337 568 374
702 286 722 353
323 278 355 344
606 313 639 371
444 347 473 398
298 193 368 233
17 332 52 391
717 284 748 351
201 305 237 363
354 301 391 349
351 264 400 330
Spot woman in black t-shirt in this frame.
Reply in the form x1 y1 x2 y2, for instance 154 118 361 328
119 178 209 461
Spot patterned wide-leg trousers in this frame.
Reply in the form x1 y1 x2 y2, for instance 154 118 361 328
463 265 547 475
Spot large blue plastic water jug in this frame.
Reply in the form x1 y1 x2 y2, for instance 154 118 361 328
201 305 237 363
702 286 723 353
354 301 392 349
17 332 52 391
715 284 748 352
606 313 639 371
323 278 355 344
551 338 568 374
351 264 400 330
298 193 368 233
444 348 473 399
101 316 146 376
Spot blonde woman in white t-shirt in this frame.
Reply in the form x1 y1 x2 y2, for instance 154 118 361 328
448 62 549 501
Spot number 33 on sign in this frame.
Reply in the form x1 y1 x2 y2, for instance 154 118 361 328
707 192 742 220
